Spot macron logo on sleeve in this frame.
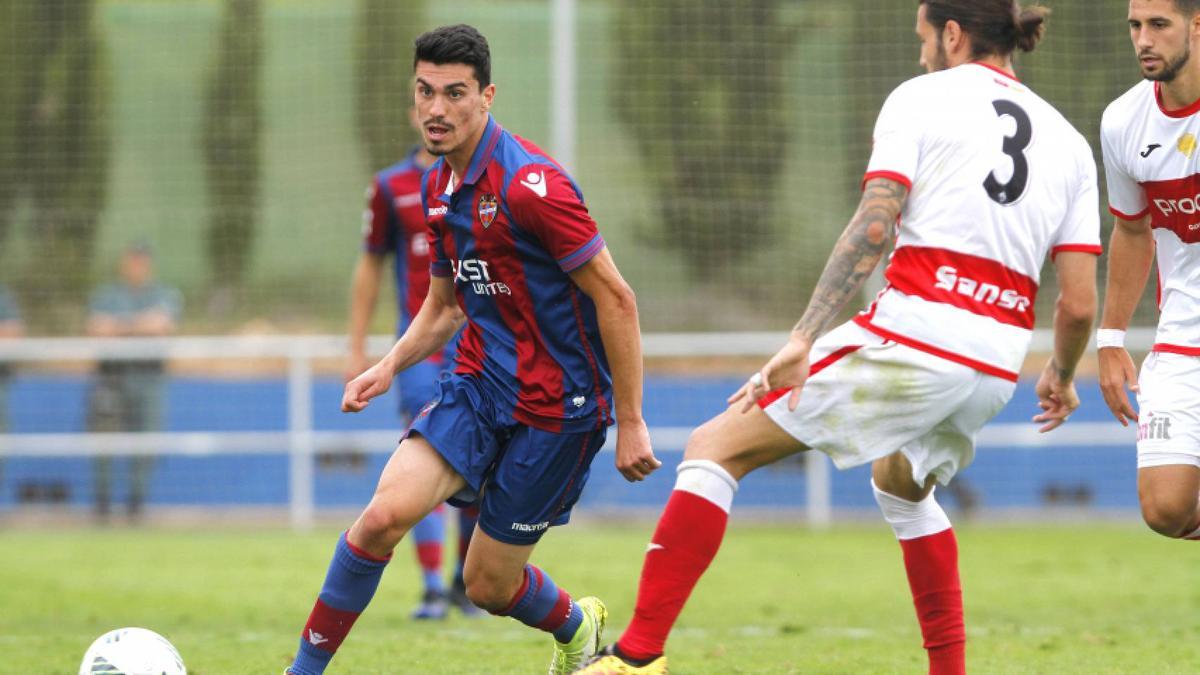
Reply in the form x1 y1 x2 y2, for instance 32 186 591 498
520 171 547 198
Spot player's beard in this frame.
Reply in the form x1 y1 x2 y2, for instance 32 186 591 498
1144 45 1191 82
926 38 949 73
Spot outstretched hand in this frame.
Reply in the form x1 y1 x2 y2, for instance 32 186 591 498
729 336 812 413
342 361 394 413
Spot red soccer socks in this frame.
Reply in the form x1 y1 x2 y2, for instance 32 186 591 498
619 460 738 660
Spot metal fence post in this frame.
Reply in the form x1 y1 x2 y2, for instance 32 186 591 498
288 345 315 530
805 450 832 530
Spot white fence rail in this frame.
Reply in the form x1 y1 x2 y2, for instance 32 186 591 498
0 330 1153 529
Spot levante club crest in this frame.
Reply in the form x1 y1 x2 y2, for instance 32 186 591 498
478 193 498 229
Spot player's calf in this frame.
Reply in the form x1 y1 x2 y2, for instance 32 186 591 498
1137 465 1200 539
462 563 524 611
1138 494 1200 539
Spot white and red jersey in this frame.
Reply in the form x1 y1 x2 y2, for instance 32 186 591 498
1101 80 1200 357
856 62 1101 382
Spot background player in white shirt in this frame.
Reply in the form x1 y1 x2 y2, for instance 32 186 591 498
1099 0 1200 542
578 2 1099 674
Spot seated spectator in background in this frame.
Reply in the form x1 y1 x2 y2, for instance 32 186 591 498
0 284 22 434
0 284 23 499
85 243 182 521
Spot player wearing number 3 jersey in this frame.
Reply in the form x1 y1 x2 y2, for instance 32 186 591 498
577 2 1099 674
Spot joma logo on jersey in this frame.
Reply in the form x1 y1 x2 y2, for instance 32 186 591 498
510 520 550 533
452 258 512 296
1138 413 1173 441
428 205 448 217
934 266 1031 312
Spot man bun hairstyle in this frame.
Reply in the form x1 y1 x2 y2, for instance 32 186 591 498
1014 5 1050 53
413 24 492 89
921 1 1050 58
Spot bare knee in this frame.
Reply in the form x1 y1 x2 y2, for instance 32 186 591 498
462 565 523 612
352 500 412 553
684 415 772 480
684 422 720 461
1139 492 1197 538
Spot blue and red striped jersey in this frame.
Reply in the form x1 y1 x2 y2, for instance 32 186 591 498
363 148 453 365
421 116 613 433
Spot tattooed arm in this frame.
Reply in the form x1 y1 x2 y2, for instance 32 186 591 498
730 177 908 411
793 177 907 342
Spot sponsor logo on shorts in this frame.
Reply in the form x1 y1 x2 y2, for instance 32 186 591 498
417 400 438 420
1138 412 1173 441
510 520 550 533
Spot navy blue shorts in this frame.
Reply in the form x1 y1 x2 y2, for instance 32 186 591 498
405 373 608 545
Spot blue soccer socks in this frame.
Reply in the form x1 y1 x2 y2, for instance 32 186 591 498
291 532 391 675
493 564 583 643
410 507 446 593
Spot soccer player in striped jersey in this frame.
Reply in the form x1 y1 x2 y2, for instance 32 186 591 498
1098 0 1200 542
579 2 1099 674
346 106 479 620
288 24 658 675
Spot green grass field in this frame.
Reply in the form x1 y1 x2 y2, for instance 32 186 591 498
2 522 1197 674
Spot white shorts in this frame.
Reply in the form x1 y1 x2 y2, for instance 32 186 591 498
760 322 1016 486
1136 352 1200 469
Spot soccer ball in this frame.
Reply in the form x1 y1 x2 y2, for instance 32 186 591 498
78 627 187 675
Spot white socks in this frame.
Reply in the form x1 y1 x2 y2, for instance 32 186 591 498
872 479 952 540
674 460 739 513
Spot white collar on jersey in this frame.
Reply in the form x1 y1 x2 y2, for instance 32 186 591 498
444 172 457 196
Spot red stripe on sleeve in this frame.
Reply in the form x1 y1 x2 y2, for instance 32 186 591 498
863 170 913 191
1109 204 1150 221
1051 244 1103 261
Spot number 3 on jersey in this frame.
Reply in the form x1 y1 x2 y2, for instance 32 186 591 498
983 99 1032 206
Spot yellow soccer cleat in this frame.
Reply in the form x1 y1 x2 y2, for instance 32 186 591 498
572 644 669 674
549 596 608 674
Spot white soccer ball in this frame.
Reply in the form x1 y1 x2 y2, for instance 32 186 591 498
78 627 187 675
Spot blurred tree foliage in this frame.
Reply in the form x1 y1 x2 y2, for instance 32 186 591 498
845 2 919 196
203 0 262 304
611 0 802 280
356 0 426 172
0 0 110 330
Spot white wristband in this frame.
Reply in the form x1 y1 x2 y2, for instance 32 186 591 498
1096 329 1126 349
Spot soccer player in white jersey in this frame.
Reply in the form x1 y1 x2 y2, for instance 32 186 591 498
577 2 1100 674
1099 0 1200 542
